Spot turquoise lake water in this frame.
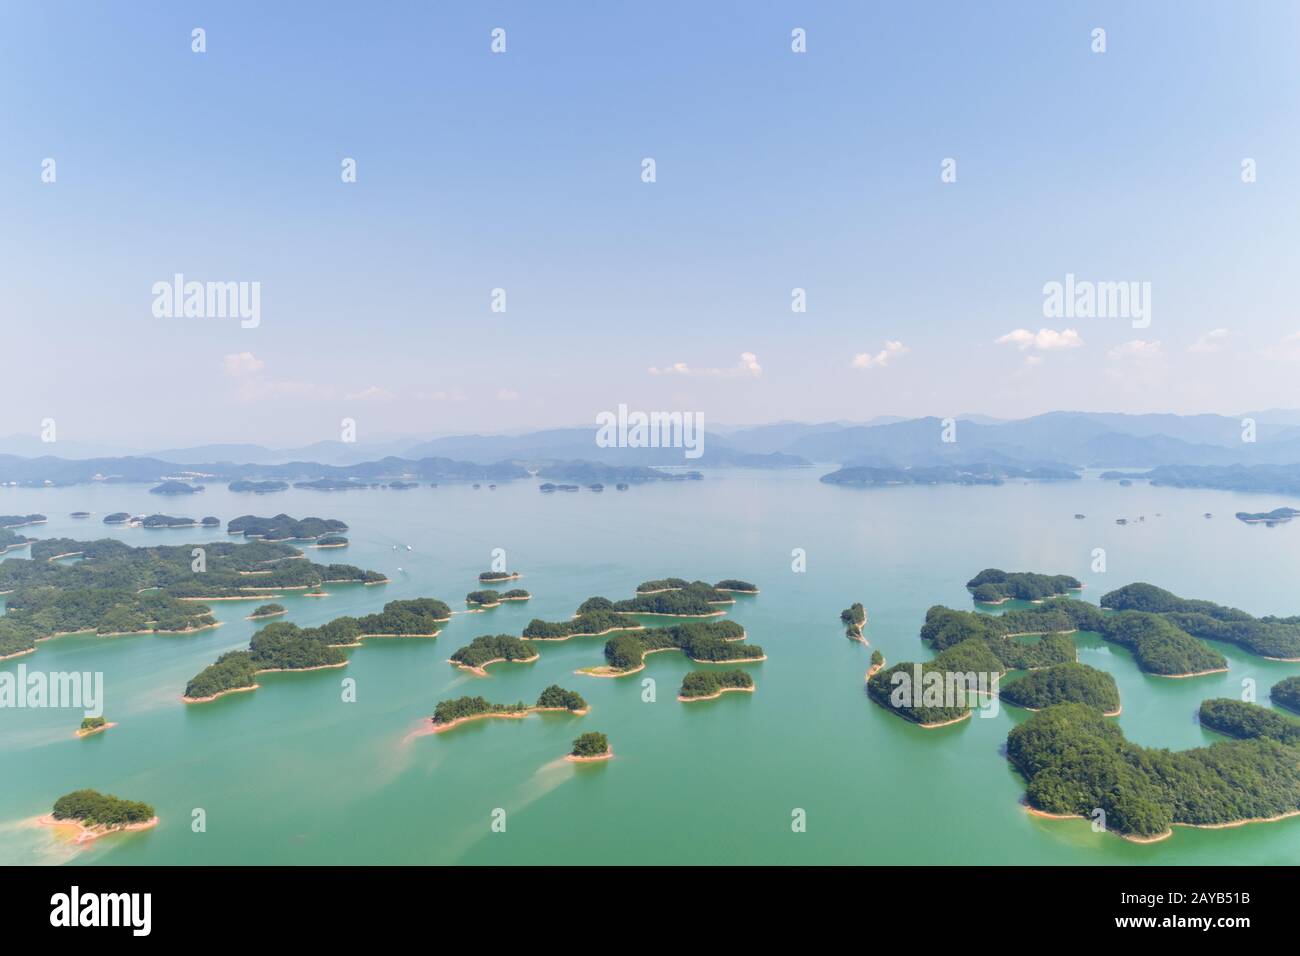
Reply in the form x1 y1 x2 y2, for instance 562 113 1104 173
2 470 1299 864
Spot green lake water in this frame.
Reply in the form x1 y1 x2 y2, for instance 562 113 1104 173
2 471 1299 865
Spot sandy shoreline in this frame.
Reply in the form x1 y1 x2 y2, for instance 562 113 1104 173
533 625 646 641
565 750 613 763
1021 801 1300 842
1152 666 1230 679
74 721 117 738
866 658 885 680
451 653 541 676
678 685 755 702
182 683 261 703
37 814 159 845
407 703 586 740
246 609 288 620
918 710 973 729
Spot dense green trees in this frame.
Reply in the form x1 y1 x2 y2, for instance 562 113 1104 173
184 651 259 699
432 695 528 724
536 685 587 711
600 621 760 671
841 603 866 638
605 580 731 615
52 789 154 826
1008 702 1300 838
79 716 107 731
0 587 217 657
1100 582 1300 659
356 598 450 635
1199 698 1300 745
714 579 758 593
523 610 639 639
571 732 610 757
1098 611 1226 676
478 571 520 583
679 669 753 699
867 637 1005 725
466 588 531 607
636 578 689 592
227 514 349 540
917 603 1083 671
0 536 385 600
0 528 33 553
965 569 1082 602
449 634 537 668
0 514 45 528
1272 676 1300 714
998 663 1120 713
249 603 285 618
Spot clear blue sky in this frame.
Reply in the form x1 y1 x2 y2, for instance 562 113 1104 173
3 1 1299 447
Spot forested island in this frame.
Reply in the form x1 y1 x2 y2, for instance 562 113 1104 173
1273 676 1300 714
229 480 289 494
227 514 349 541
140 514 197 528
0 514 46 528
312 534 348 548
523 610 643 640
568 731 611 761
76 716 115 738
820 463 1078 487
579 581 733 617
0 536 386 649
247 603 286 620
966 569 1083 603
583 620 762 676
425 685 588 733
1101 582 1300 660
42 789 157 843
998 662 1120 715
841 603 866 641
1102 462 1300 495
150 480 204 495
449 634 539 674
714 579 758 593
478 570 522 583
184 599 449 701
1235 507 1299 525
466 588 530 608
102 513 130 524
1008 702 1300 841
678 669 754 701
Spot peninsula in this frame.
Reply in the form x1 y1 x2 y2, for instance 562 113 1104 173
449 634 539 674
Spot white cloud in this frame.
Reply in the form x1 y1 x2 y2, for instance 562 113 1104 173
345 385 396 402
221 352 265 377
649 352 763 378
995 328 1083 351
851 341 910 369
1108 339 1163 361
1263 331 1300 362
1188 328 1230 353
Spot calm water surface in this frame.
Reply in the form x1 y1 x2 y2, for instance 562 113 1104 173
2 471 1299 864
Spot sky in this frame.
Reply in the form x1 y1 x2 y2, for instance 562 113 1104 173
3 1 1300 448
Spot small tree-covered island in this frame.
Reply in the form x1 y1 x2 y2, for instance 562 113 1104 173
247 603 287 620
448 634 539 675
577 580 735 618
478 570 522 583
41 789 158 844
678 669 755 701
419 685 589 735
184 599 451 702
567 731 612 762
466 588 531 608
580 620 763 677
966 569 1083 604
841 603 867 641
227 514 349 541
1009 702 1300 842
76 715 116 738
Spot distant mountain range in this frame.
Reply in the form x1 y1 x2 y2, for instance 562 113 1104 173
4 411 1300 487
